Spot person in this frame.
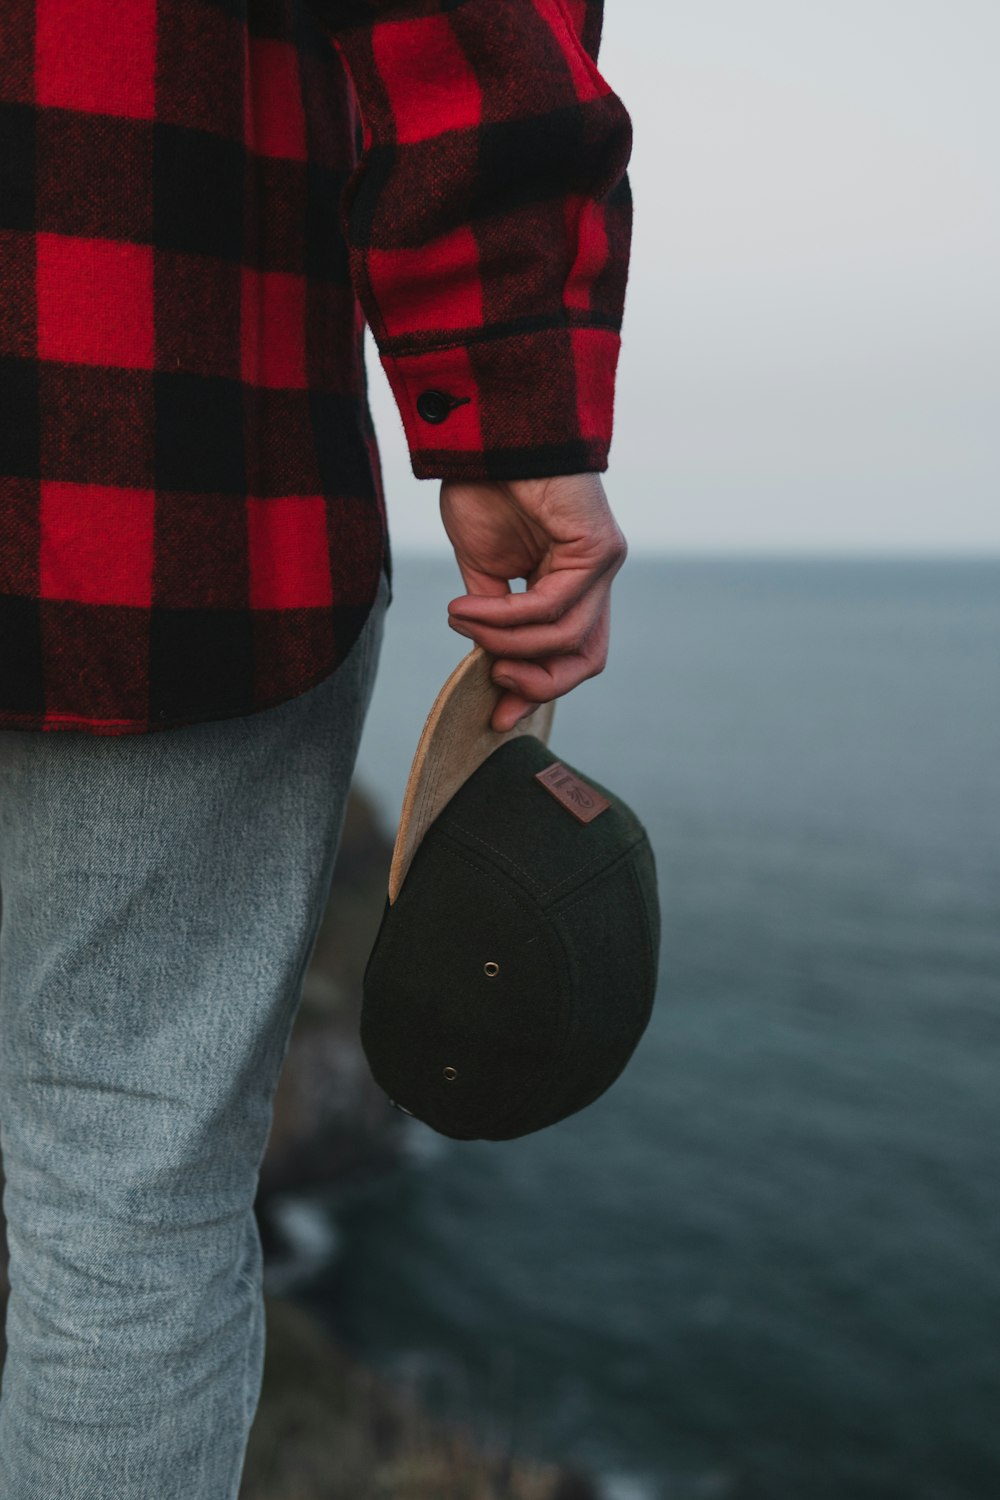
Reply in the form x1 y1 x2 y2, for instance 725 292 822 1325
0 0 633 1494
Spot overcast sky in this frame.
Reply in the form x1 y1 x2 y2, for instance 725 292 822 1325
367 0 999 555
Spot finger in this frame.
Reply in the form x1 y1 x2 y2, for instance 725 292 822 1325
452 594 611 660
449 576 610 660
490 608 611 704
448 562 599 628
493 650 603 705
454 562 512 599
490 689 538 734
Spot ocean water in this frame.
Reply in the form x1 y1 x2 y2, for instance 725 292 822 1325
312 557 1000 1500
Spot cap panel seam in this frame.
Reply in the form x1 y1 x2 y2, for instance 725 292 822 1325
547 840 647 922
441 820 546 895
540 831 647 902
539 853 650 1118
443 818 646 903
625 850 659 1035
548 849 658 1083
431 838 577 1129
627 845 661 1001
432 827 546 912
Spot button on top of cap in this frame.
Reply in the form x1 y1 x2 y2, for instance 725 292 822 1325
417 389 461 425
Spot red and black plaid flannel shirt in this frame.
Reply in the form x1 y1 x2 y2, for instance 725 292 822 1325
0 0 633 734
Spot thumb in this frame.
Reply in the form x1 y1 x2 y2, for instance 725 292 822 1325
451 562 512 604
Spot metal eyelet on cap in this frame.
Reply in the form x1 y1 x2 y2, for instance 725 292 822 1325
484 961 500 978
443 1066 458 1081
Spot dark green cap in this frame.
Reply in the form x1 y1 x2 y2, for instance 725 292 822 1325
361 731 660 1141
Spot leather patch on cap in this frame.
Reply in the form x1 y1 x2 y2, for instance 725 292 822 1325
534 762 610 824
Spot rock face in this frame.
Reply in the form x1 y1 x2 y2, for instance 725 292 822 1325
257 785 405 1208
240 1297 598 1500
0 784 601 1500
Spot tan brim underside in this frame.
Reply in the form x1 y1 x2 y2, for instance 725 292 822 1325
388 645 555 905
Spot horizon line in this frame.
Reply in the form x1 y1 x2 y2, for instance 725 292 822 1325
387 545 1000 563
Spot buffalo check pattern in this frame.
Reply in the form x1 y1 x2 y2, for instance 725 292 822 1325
0 0 633 735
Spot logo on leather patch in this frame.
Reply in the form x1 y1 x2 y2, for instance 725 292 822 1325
534 762 610 824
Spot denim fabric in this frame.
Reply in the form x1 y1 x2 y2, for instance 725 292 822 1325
0 569 388 1499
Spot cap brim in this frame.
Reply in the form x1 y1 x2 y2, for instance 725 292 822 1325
388 646 555 904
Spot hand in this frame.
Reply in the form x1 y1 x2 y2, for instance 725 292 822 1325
439 472 627 733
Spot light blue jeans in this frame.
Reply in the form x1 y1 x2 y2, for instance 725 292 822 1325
0 570 388 1499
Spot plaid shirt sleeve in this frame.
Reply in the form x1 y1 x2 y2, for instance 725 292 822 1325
316 0 633 482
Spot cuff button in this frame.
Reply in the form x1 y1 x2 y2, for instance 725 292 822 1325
416 389 470 425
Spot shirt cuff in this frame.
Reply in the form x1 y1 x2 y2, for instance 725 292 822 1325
378 324 622 482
